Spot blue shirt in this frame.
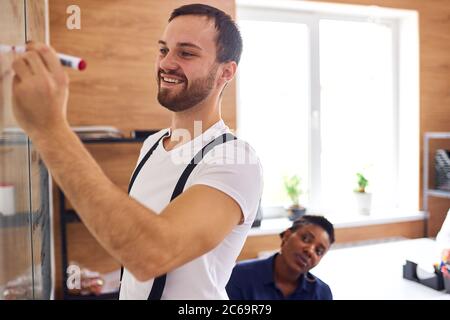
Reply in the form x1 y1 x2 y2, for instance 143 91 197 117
226 253 333 300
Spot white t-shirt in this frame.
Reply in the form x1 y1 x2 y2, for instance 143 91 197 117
119 120 263 300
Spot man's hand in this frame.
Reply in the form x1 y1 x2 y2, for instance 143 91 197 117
12 42 69 138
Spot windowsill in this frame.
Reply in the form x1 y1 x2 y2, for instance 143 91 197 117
248 210 426 237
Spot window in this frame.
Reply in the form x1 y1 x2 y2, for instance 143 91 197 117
237 20 310 208
237 1 419 217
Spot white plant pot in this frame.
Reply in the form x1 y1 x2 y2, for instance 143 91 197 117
354 192 372 215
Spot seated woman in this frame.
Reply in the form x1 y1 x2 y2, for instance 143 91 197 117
226 215 335 300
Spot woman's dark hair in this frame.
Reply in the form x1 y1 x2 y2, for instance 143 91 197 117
280 215 335 244
169 4 243 65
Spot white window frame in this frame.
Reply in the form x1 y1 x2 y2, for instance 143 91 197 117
237 0 420 214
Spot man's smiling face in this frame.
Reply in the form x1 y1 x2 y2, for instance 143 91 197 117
156 15 220 112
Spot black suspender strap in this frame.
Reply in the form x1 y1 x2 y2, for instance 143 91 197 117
147 133 236 300
119 131 236 300
119 132 168 285
128 132 169 194
170 133 237 202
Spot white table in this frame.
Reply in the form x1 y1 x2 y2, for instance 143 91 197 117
311 238 450 300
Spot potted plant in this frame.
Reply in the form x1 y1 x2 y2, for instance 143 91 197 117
284 175 306 221
354 172 372 215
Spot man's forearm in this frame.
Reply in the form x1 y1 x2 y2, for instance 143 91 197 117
30 123 168 279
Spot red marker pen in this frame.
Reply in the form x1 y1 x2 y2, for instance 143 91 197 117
0 44 87 71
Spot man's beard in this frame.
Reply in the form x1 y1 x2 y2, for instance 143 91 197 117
157 64 218 112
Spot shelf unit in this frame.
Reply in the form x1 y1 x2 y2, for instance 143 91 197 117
423 132 450 237
58 133 157 300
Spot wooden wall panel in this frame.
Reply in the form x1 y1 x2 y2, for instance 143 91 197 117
48 0 236 134
334 220 425 243
428 199 450 237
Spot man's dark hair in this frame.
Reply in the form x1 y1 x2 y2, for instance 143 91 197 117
169 3 243 65
280 215 335 244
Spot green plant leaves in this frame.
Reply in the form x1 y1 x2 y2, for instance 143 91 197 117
284 175 303 205
355 172 368 193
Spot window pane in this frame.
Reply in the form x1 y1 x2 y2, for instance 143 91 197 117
319 19 396 213
238 20 310 207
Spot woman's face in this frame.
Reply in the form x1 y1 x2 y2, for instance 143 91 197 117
280 224 331 274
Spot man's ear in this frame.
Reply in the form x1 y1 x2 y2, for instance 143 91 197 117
218 61 237 87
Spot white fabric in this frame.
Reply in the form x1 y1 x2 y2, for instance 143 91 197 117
119 120 263 299
436 209 450 250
